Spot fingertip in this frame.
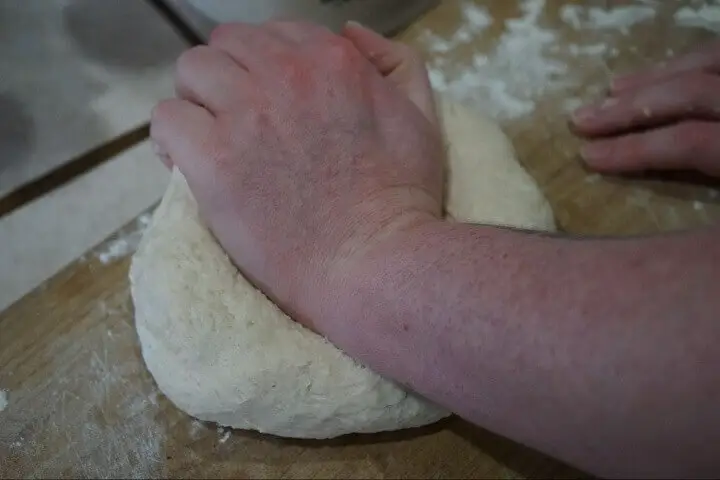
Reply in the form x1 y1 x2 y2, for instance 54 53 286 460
578 141 623 173
579 142 604 164
208 22 241 46
570 105 596 128
343 21 388 55
150 140 172 169
149 98 214 177
344 20 365 31
150 99 177 144
609 74 633 94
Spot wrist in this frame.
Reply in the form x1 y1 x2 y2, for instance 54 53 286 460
309 214 444 338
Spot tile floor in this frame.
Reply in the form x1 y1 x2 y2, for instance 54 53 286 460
0 0 189 310
0 142 169 311
0 0 186 195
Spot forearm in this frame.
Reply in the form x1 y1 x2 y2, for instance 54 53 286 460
321 221 720 477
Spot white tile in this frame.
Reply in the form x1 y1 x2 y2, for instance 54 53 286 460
0 141 169 311
0 0 187 196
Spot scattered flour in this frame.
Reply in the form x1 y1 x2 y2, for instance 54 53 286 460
4 297 166 478
426 0 570 119
218 427 232 444
584 174 602 184
675 4 720 33
420 1 492 53
419 0 682 121
0 389 8 412
562 97 583 113
188 420 207 439
694 201 705 211
561 4 656 32
567 43 608 57
95 213 152 264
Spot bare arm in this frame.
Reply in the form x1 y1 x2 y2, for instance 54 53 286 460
151 22 720 478
319 222 720 477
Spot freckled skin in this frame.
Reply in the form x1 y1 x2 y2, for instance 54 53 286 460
152 23 720 478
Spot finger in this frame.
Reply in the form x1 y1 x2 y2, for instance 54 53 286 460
208 22 290 72
175 45 251 114
151 140 173 169
265 19 332 43
151 98 217 185
342 21 438 125
611 40 720 94
580 121 720 177
572 73 720 137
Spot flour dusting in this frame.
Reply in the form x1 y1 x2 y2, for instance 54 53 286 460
217 427 232 444
426 0 569 119
561 4 656 32
675 4 720 33
95 213 152 264
0 389 8 412
419 0 670 121
188 419 207 439
3 292 166 478
420 1 492 54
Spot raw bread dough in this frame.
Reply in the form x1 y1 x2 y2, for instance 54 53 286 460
130 97 556 439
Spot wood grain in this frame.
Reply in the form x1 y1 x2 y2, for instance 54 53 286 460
1 1 719 478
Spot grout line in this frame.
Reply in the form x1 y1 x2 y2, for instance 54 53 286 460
145 0 204 46
0 125 149 219
0 0 198 220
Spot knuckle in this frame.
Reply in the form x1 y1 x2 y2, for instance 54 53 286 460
208 22 238 45
684 72 718 95
150 99 175 125
322 36 357 65
175 45 209 77
267 19 301 30
675 121 716 154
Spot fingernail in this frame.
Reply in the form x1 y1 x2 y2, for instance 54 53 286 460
580 142 610 162
572 98 617 123
346 20 364 29
611 74 630 88
572 105 597 123
152 141 168 158
611 73 639 92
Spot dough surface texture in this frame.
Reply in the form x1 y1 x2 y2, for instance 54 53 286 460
130 98 556 439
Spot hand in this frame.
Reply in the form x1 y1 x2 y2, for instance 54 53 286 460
150 21 444 328
571 40 720 177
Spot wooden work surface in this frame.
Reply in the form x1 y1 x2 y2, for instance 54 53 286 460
2 1 720 478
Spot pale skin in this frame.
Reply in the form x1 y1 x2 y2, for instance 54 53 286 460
151 22 720 478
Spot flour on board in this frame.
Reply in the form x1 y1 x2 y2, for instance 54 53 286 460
419 1 492 54
95 213 152 264
217 426 232 444
421 0 670 121
675 4 720 33
425 0 568 120
4 294 166 478
560 4 656 32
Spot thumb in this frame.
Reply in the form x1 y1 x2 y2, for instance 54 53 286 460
342 21 438 125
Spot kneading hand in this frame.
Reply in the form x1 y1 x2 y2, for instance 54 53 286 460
571 40 720 177
150 21 443 328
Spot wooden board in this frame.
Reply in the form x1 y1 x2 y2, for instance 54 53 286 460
2 1 720 478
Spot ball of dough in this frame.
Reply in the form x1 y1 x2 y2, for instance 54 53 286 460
129 97 555 439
